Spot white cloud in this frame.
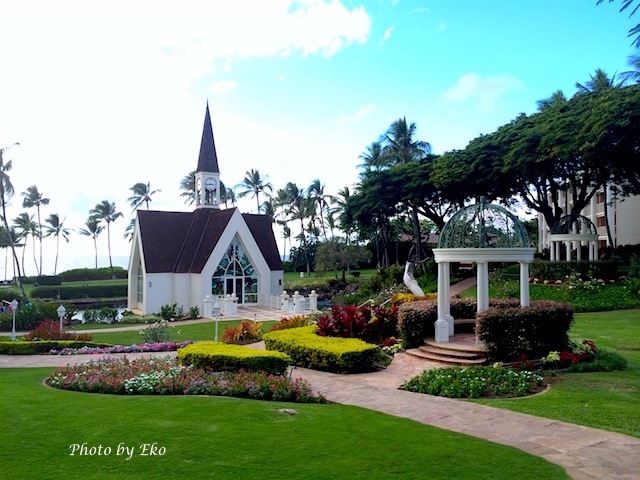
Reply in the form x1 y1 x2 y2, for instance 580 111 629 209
209 80 237 94
336 103 375 126
435 21 447 32
380 26 394 46
412 7 430 13
443 73 525 108
279 74 286 82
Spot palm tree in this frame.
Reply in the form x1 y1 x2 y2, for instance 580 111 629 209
21 185 49 276
0 143 27 298
44 214 72 275
285 183 314 274
180 171 196 206
78 217 104 269
260 198 277 223
307 179 330 240
281 224 291 262
620 51 640 84
536 90 568 111
330 186 353 240
597 0 640 47
575 68 621 93
89 200 123 278
13 212 37 278
358 141 387 173
128 182 161 212
123 218 135 242
236 169 273 213
384 117 431 165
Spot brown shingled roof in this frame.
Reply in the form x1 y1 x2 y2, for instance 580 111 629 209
137 208 282 274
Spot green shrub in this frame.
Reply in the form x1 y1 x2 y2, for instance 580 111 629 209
158 302 183 321
139 320 175 343
119 314 162 324
0 340 111 355
263 325 379 373
529 260 619 281
23 320 94 341
477 301 574 362
57 267 128 282
0 301 74 332
566 349 628 373
402 366 544 398
268 315 313 332
177 341 290 375
397 300 437 348
188 305 200 319
221 320 262 344
30 284 127 300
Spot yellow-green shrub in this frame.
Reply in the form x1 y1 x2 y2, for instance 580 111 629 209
263 325 379 373
177 341 290 374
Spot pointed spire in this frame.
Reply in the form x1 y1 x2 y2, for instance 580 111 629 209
197 102 220 173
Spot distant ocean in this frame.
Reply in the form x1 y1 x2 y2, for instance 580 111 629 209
0 255 130 280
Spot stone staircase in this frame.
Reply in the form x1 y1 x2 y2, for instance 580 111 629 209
406 338 487 366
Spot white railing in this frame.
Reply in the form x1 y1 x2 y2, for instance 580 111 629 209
258 290 319 313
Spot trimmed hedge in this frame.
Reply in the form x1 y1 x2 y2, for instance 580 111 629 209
529 260 619 281
263 325 379 373
177 341 290 375
0 301 75 332
476 300 574 362
58 267 128 282
0 340 112 355
30 284 127 300
397 298 524 348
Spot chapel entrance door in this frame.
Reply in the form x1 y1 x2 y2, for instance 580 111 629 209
225 277 244 304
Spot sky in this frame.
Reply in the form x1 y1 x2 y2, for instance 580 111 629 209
0 0 638 274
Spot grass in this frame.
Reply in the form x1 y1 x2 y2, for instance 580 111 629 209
472 309 640 438
82 320 279 346
283 268 376 286
0 368 568 480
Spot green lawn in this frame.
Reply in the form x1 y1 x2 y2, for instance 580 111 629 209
0 368 568 480
85 320 279 346
473 309 640 438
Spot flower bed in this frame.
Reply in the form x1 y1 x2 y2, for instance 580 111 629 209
47 356 326 403
47 341 193 355
402 366 545 399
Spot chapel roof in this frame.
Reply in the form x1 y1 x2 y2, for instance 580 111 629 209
196 103 220 173
137 208 282 274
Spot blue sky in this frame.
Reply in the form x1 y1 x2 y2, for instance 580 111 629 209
0 0 637 269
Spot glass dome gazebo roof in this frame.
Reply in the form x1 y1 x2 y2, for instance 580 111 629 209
438 197 530 249
550 214 597 235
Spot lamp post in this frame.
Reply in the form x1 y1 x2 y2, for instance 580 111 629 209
57 305 66 333
10 299 18 341
213 300 222 341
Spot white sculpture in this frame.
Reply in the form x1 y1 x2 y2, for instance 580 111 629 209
403 260 425 297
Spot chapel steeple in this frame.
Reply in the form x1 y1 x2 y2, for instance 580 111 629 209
195 102 221 209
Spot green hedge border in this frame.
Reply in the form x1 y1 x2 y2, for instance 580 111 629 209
263 325 379 373
177 341 290 375
0 340 112 355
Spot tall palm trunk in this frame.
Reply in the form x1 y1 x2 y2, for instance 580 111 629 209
36 205 43 276
54 234 60 275
0 210 26 299
106 222 116 279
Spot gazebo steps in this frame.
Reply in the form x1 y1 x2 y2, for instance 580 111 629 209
405 337 487 366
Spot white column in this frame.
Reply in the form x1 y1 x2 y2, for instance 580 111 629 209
520 262 530 307
280 291 289 312
590 241 596 261
550 241 555 261
203 295 213 319
292 291 302 313
308 290 318 312
435 261 449 343
577 242 582 261
444 262 453 335
565 241 571 261
555 242 561 261
477 262 489 312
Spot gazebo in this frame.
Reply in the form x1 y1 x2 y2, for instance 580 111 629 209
433 198 536 343
548 214 598 261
